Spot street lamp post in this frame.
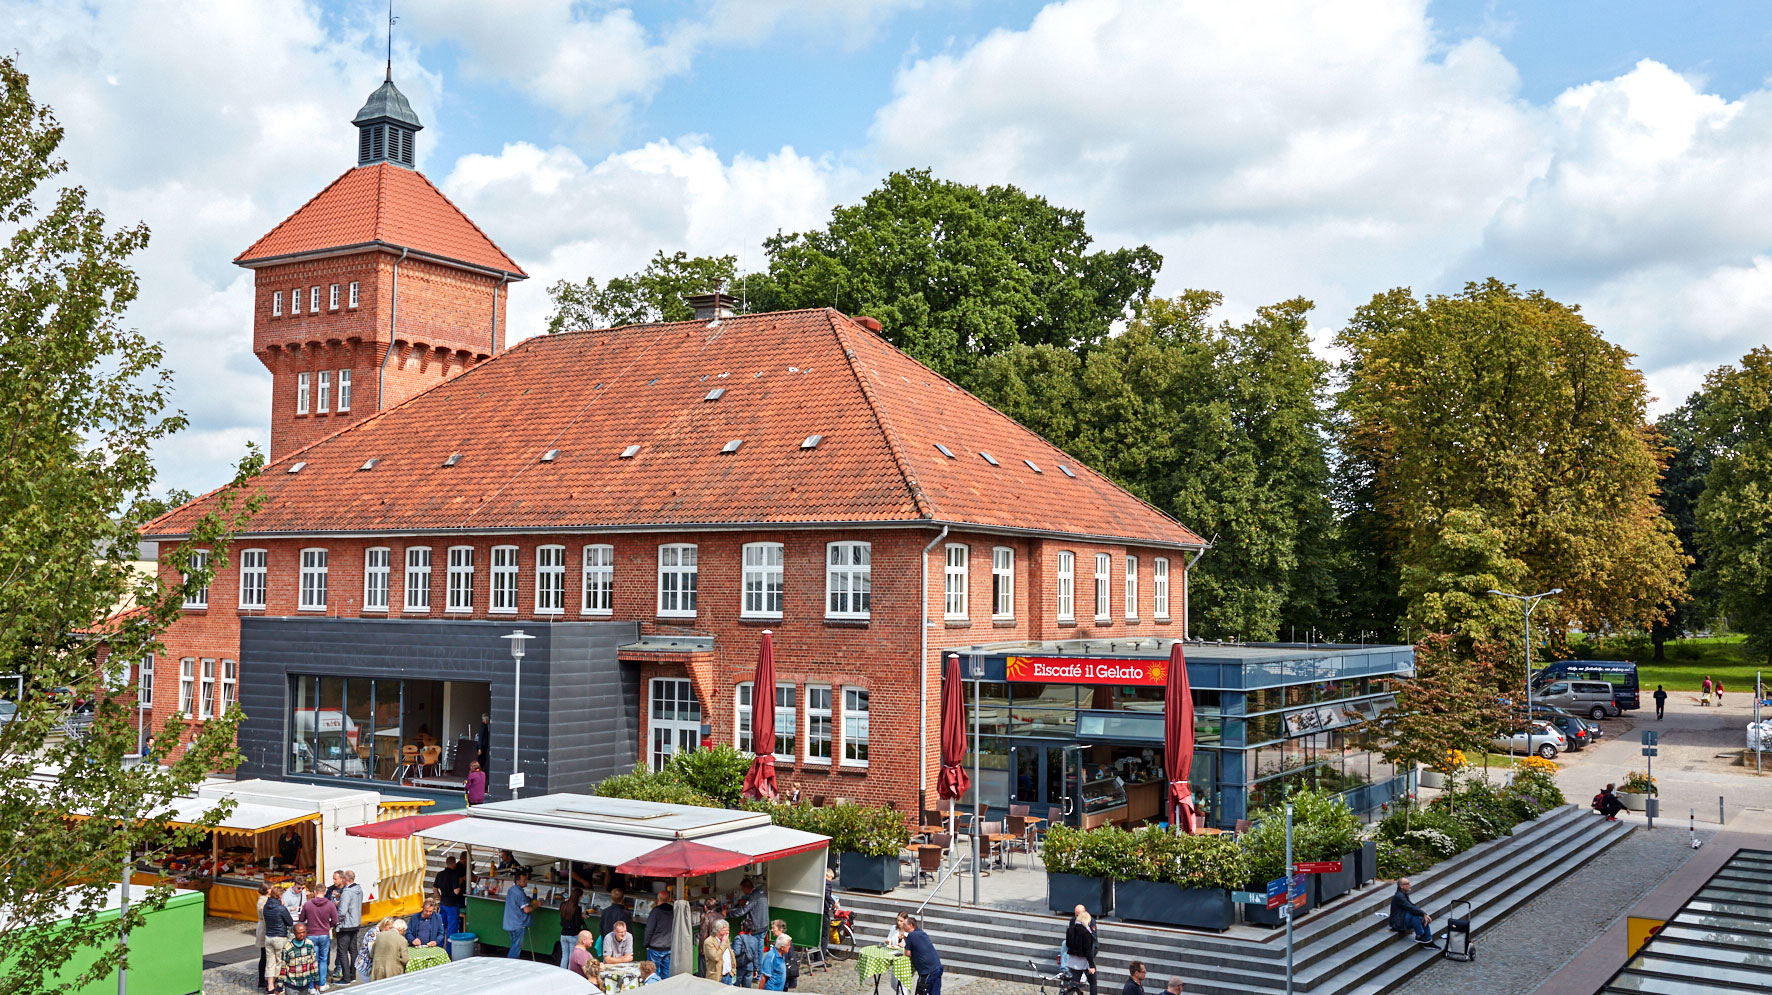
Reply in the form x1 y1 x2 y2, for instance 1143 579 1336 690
969 648 983 906
1486 588 1562 759
501 630 535 798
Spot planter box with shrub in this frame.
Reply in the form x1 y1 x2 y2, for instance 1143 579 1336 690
1115 880 1234 931
1047 872 1113 916
1353 839 1378 886
1310 853 1359 906
1242 886 1314 927
838 853 899 893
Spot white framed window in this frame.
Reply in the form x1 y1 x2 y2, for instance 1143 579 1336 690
657 544 698 617
1094 553 1111 621
992 546 1014 620
337 369 351 411
348 281 359 307
329 283 339 310
1056 551 1075 621
740 683 796 760
138 653 154 708
364 547 391 612
272 290 282 317
825 541 871 619
309 286 320 313
296 372 310 415
238 548 267 610
298 548 328 611
648 678 702 772
198 658 215 720
736 682 754 753
944 544 969 620
741 542 784 619
404 546 432 612
805 685 833 764
291 287 302 314
842 686 869 766
177 658 195 715
1154 557 1171 619
581 544 613 615
317 370 331 413
536 545 565 614
219 658 237 714
182 550 210 609
491 545 520 613
1125 555 1139 620
447 546 475 613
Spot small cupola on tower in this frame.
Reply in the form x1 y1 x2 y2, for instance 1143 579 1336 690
353 78 423 168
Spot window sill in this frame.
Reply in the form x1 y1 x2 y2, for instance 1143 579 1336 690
944 619 971 628
581 610 614 617
740 613 784 623
536 609 564 617
445 609 474 615
1056 619 1078 628
1093 617 1112 626
992 619 1017 628
823 618 870 628
1154 617 1173 625
403 609 432 615
489 609 518 615
804 758 832 767
839 760 868 770
361 608 388 615
1125 617 1141 625
182 606 208 613
656 614 698 621
298 607 327 613
237 606 265 614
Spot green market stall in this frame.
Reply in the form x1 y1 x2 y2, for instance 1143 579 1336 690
418 795 829 960
0 883 204 995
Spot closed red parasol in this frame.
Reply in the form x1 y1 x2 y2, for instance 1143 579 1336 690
344 812 465 839
741 631 779 800
1164 640 1200 833
614 840 754 878
937 654 970 803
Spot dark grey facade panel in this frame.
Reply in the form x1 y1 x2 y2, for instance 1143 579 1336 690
238 617 639 803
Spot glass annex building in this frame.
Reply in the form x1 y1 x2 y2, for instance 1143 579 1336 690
945 639 1417 829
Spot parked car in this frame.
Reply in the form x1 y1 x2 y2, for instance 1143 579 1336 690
1535 680 1622 721
1492 721 1566 759
1530 706 1591 751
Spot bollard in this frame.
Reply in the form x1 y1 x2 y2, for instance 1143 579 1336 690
1720 796 1726 825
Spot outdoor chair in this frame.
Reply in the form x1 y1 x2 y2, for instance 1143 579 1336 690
420 744 442 777
1010 803 1030 818
980 820 1011 869
1006 814 1034 859
915 844 944 886
394 744 420 781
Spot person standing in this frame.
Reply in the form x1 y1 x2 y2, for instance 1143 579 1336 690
504 870 536 959
334 871 364 984
262 885 293 995
767 920 795 990
464 760 487 807
1654 685 1668 720
1164 978 1184 994
1064 907 1099 995
279 923 321 995
299 883 338 992
600 886 632 939
371 919 410 980
645 888 676 977
559 888 587 969
1121 961 1147 995
733 877 768 987
478 712 491 769
433 855 465 937
703 919 734 984
759 934 791 992
282 878 307 917
1717 681 1726 707
277 827 304 871
1388 878 1434 945
255 884 271 988
1703 676 1713 705
902 916 942 995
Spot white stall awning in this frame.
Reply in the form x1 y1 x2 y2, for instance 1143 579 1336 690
419 816 665 867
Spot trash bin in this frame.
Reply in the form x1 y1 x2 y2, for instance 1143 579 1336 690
449 932 477 961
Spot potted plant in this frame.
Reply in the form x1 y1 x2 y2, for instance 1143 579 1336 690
831 804 910 893
1114 826 1247 931
1418 749 1466 790
1617 771 1657 813
1237 812 1314 927
1044 824 1122 915
1288 790 1362 905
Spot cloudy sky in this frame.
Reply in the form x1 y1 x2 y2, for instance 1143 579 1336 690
6 0 1771 495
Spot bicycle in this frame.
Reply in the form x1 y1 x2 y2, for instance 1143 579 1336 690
1028 958 1087 995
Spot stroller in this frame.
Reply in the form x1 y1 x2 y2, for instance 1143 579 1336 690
1438 899 1475 961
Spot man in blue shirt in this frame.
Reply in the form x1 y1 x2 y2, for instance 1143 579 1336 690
503 870 536 959
902 915 942 995
759 933 791 991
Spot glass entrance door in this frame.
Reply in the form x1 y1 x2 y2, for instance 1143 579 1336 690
649 678 702 771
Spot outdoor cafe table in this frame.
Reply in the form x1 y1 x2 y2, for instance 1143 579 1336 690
857 944 914 994
405 946 450 973
601 963 644 993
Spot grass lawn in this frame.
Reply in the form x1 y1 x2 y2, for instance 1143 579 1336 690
1570 634 1768 693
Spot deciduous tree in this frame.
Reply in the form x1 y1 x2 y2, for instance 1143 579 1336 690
1694 348 1772 661
545 250 738 333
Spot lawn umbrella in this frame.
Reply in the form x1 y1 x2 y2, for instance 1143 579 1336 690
937 654 970 848
742 631 779 801
1164 640 1200 834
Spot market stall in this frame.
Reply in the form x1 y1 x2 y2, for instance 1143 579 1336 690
0 882 204 995
414 794 828 965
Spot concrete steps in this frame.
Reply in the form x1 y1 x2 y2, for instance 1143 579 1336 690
838 804 1632 995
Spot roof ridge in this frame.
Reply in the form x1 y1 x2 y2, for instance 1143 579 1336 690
546 306 839 339
407 168 524 276
234 166 361 263
827 310 936 521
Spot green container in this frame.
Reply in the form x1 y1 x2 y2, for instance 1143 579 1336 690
1 887 206 995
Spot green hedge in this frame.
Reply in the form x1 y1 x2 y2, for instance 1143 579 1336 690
1041 823 1250 891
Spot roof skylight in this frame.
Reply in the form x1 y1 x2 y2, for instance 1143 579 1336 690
801 435 823 450
721 439 743 454
1024 459 1042 473
704 388 725 401
359 458 379 471
443 453 462 467
935 444 955 459
1059 464 1077 478
541 449 559 462
980 452 999 466
287 462 306 474
620 445 641 459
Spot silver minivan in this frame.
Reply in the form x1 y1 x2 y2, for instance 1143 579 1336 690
1537 680 1621 720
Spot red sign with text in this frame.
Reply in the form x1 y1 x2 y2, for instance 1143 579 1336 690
1005 656 1168 686
1294 861 1344 874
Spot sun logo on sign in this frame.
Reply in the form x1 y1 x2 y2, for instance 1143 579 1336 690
1148 661 1166 682
1006 656 1030 680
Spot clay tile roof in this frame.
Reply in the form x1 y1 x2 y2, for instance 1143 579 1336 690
144 310 1202 548
234 163 524 277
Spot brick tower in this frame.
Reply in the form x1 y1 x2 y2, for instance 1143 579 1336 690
235 75 526 460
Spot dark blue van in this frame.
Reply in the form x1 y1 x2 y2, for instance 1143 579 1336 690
1530 660 1640 710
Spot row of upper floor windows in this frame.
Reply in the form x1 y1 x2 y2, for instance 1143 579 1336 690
294 369 351 416
271 282 359 318
183 541 1174 623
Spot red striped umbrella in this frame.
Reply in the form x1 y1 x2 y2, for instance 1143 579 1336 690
741 631 779 801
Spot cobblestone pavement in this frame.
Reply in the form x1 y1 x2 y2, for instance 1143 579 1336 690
1391 822 1709 995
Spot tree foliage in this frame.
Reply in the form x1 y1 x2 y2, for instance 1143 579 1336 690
1377 637 1514 777
973 292 1336 639
1694 348 1772 661
0 57 261 994
1651 395 1710 658
1336 280 1686 653
545 250 738 333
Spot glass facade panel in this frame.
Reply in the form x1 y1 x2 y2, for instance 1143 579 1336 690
288 675 486 784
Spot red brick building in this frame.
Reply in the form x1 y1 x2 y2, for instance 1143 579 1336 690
141 78 1205 812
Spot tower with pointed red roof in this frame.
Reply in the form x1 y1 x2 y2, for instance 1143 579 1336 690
236 75 525 460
